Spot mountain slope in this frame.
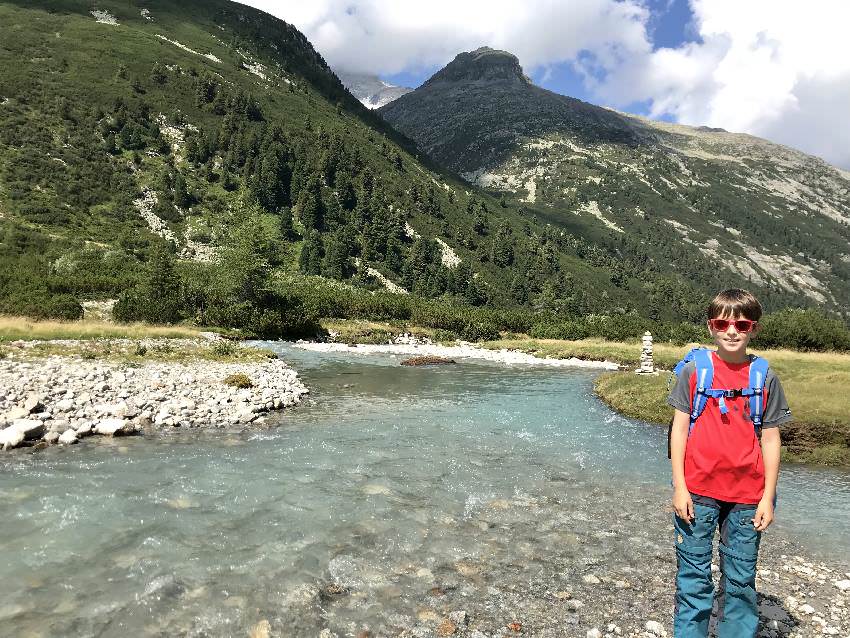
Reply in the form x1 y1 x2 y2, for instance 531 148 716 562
335 70 411 109
0 0 681 329
380 47 850 310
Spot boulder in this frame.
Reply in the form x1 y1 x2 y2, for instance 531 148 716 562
75 422 93 437
48 420 72 434
58 429 78 445
56 399 75 412
0 426 25 450
3 406 29 422
11 419 45 440
94 418 134 436
44 431 60 444
23 393 44 414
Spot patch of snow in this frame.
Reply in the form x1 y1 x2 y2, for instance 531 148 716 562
435 238 461 268
155 35 220 64
578 201 624 233
140 8 152 21
91 10 118 25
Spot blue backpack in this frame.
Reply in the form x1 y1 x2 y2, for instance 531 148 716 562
666 347 769 458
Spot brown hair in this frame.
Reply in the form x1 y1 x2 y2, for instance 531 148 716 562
706 288 762 321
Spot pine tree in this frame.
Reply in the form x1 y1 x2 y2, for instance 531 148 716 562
299 231 323 275
142 244 181 323
297 174 325 230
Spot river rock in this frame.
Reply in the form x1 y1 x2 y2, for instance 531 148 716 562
0 426 25 450
58 429 78 445
23 393 44 413
94 418 133 436
44 431 59 444
3 406 29 422
645 620 666 636
75 422 93 436
55 398 75 412
11 419 45 440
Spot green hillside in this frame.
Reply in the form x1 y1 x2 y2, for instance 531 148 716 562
0 2 844 341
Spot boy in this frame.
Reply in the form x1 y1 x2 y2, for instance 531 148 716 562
668 289 792 637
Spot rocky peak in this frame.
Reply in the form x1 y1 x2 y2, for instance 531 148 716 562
423 46 531 87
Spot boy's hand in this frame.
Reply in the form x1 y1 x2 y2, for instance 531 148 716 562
673 487 694 523
753 498 775 531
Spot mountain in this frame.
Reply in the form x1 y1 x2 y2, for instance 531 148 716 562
334 69 411 109
0 3 841 339
0 0 685 333
380 47 850 310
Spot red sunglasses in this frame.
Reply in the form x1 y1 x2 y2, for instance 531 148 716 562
709 318 757 333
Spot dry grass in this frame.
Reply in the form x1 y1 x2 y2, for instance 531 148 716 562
0 316 201 341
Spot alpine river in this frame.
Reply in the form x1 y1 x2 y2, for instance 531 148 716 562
1 342 848 637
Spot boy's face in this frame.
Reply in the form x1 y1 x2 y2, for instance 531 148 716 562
707 312 759 358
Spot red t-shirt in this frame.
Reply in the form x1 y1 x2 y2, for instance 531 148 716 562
682 353 767 504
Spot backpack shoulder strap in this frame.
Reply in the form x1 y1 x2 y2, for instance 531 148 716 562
689 348 714 434
744 355 769 428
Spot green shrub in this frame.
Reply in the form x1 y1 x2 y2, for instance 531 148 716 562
223 373 253 388
212 339 236 357
757 309 850 352
42 294 84 320
460 319 500 342
529 320 590 340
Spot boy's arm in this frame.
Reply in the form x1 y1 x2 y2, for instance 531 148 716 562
754 427 780 531
754 371 790 531
670 408 693 522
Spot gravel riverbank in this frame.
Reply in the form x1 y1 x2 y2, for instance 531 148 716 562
0 339 308 451
294 340 620 370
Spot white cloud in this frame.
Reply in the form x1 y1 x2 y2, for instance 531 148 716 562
238 0 850 168
595 0 850 168
237 0 650 75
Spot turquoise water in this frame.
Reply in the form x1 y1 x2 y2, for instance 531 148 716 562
0 343 847 636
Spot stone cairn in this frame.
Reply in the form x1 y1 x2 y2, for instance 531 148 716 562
635 331 656 375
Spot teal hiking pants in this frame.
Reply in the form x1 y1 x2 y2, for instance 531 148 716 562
673 499 762 637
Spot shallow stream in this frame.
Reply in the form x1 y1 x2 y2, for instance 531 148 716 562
1 343 848 636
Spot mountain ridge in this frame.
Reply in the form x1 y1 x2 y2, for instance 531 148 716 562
379 48 850 310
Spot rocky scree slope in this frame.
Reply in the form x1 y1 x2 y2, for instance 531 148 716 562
380 47 850 311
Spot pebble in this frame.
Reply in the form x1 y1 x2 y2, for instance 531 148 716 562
0 339 309 452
